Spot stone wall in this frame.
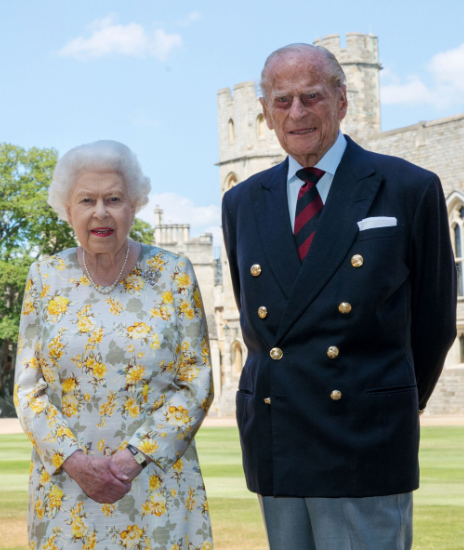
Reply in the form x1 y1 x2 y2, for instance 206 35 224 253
426 368 464 415
367 114 464 197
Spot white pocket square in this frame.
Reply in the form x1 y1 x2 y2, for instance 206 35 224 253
357 217 397 231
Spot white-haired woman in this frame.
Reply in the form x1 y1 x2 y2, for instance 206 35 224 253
15 140 214 550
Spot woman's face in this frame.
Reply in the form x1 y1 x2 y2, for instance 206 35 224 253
66 170 136 257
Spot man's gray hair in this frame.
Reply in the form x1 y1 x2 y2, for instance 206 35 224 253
48 140 151 221
260 43 346 100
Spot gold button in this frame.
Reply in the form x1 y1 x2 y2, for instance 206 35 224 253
338 302 352 314
270 347 283 360
251 264 262 277
351 254 363 268
264 397 271 405
327 346 339 359
331 390 342 401
258 306 268 319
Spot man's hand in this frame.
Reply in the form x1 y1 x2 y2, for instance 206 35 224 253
111 448 150 482
62 451 132 504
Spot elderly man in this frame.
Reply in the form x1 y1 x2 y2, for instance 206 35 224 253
221 44 457 549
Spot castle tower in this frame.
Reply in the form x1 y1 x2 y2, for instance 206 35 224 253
314 33 381 143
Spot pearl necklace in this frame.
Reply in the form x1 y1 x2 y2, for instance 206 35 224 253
82 241 130 295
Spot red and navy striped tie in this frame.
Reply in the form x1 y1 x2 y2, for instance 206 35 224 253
294 167 325 260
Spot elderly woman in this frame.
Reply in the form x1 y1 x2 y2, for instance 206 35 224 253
14 140 214 550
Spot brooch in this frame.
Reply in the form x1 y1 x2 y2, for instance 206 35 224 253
141 269 161 286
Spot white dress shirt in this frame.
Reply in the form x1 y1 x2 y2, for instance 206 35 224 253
287 131 347 231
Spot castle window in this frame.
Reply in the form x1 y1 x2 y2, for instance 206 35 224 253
228 119 235 143
232 341 243 375
454 224 463 297
225 173 238 190
257 114 266 139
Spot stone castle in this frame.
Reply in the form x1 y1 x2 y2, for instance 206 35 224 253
154 33 464 415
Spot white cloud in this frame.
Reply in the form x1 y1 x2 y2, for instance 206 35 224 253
177 11 201 27
137 192 221 246
380 42 464 110
58 15 181 61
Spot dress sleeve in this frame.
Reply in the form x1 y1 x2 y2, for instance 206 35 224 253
14 262 83 475
128 256 214 471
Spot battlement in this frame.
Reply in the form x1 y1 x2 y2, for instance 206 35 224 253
313 33 379 67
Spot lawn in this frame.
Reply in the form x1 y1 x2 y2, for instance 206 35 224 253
0 427 463 550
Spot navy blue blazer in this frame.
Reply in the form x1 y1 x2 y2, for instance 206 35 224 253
222 136 457 498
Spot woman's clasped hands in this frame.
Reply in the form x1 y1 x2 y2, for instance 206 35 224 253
62 449 148 504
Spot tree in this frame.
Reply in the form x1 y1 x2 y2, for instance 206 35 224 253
130 217 154 245
0 143 76 414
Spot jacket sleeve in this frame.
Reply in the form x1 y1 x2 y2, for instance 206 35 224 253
222 191 241 311
14 262 84 475
128 256 214 471
410 175 457 410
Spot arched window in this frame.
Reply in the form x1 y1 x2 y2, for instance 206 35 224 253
257 114 266 139
454 224 463 297
232 341 243 375
460 334 464 363
225 173 238 190
228 119 235 143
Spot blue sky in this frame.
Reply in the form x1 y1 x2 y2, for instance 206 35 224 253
1 0 463 244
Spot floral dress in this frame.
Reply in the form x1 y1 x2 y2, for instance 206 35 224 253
14 245 214 550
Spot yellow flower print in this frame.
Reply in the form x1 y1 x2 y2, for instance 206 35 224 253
126 365 146 386
193 287 202 310
25 278 33 293
179 300 195 320
201 543 212 550
101 503 116 517
181 342 190 351
185 486 197 512
84 393 91 402
46 407 58 424
162 291 174 303
83 530 97 550
62 377 76 393
48 330 67 363
29 541 36 550
92 361 107 380
127 322 151 340
97 439 105 452
150 333 160 351
122 397 141 418
56 426 74 440
170 489 177 497
22 297 35 315
105 296 124 315
71 516 87 539
147 253 166 271
40 468 51 486
42 536 58 550
172 459 183 473
141 495 167 517
120 525 144 548
166 405 191 427
78 316 95 333
85 327 104 351
149 474 162 492
138 439 159 455
137 352 144 358
79 276 90 286
176 272 191 290
170 545 181 550
150 304 173 321
56 259 66 271
35 499 45 519
124 273 144 292
29 397 46 415
48 296 69 316
48 485 63 510
178 365 199 383
127 344 135 353
41 362 55 385
40 283 50 299
62 394 79 417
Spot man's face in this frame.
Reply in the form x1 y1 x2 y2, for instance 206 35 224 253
260 52 348 166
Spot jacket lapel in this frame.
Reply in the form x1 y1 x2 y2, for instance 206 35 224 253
250 158 301 299
275 137 383 343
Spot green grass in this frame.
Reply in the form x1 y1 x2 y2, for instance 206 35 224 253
0 428 463 549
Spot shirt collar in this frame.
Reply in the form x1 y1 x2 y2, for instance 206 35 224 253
287 131 347 182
